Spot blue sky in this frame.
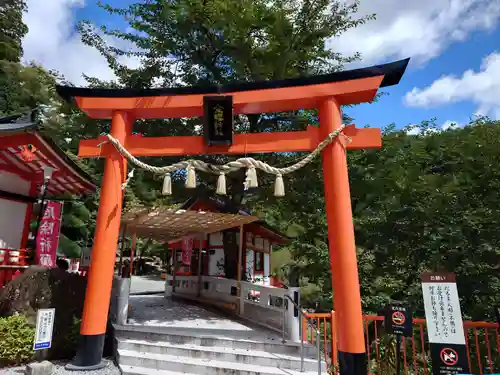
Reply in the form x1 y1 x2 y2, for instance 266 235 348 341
22 0 500 131
351 26 500 129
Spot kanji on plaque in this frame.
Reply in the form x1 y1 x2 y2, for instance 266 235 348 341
36 201 63 268
181 237 194 265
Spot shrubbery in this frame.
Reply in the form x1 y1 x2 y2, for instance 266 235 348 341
0 267 87 361
0 314 35 366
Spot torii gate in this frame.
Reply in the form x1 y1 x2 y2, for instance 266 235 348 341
56 58 409 374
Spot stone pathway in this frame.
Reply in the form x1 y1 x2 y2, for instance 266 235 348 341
129 275 164 295
127 295 283 342
0 359 120 375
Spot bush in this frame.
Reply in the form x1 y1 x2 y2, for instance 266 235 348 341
0 266 87 360
0 314 35 366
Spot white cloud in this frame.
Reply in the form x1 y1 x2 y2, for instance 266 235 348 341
21 0 500 87
441 120 461 130
404 52 500 119
22 0 140 86
328 0 500 66
406 126 421 135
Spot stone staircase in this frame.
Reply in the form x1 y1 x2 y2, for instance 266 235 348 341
114 325 328 375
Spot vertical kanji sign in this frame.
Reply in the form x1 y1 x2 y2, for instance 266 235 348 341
421 272 470 375
33 308 55 350
181 236 194 265
36 201 63 268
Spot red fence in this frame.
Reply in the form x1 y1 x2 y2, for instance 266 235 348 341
305 312 500 375
0 248 30 287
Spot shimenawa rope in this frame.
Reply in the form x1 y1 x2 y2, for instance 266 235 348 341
104 124 349 197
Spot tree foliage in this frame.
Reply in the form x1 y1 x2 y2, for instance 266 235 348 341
265 117 500 320
3 0 500 324
0 0 27 62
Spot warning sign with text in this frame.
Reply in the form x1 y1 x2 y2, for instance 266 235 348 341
421 272 469 375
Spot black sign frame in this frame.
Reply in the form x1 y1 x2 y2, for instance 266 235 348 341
495 306 500 325
203 95 234 146
385 301 413 337
430 343 470 375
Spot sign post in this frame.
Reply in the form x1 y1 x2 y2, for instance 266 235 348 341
33 308 55 351
421 272 470 375
385 301 413 375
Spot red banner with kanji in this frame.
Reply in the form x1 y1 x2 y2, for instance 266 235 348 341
181 236 194 265
36 201 63 268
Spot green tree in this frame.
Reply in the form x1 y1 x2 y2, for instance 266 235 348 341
266 117 500 321
0 0 28 62
76 0 373 277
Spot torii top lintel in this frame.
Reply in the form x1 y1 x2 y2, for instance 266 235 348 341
56 58 409 120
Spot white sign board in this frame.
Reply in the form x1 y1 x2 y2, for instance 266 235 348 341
421 273 465 345
33 308 55 350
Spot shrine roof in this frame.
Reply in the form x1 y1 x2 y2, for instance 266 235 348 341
120 205 260 242
180 193 290 245
0 110 97 198
55 58 410 119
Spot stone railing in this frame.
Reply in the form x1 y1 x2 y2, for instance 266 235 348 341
164 274 300 342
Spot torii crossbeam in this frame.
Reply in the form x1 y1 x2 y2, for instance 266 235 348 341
56 58 410 375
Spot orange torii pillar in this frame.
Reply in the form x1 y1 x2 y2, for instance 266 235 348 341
67 111 132 370
320 98 366 373
56 57 409 374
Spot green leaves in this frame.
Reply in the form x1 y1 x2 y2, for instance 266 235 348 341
0 0 28 62
0 314 35 366
264 118 500 320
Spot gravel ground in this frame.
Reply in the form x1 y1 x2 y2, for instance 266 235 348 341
0 358 120 375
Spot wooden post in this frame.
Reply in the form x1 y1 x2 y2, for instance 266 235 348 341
118 225 126 275
130 229 137 277
197 237 203 298
69 111 131 369
237 225 244 314
172 248 177 293
319 98 366 375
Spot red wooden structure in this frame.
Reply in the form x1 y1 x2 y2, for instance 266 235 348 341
56 58 410 373
0 111 97 286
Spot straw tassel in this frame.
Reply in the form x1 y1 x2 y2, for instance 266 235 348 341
246 166 258 188
216 172 227 195
185 164 197 188
162 173 172 195
274 173 285 197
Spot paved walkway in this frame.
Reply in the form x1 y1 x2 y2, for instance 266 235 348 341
129 275 164 295
127 295 282 342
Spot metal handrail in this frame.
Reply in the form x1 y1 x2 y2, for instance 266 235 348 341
283 294 322 374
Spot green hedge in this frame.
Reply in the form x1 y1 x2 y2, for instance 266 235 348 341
0 315 35 366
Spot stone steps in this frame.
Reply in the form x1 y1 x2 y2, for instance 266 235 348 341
115 325 328 374
114 325 317 357
118 351 324 375
118 339 326 372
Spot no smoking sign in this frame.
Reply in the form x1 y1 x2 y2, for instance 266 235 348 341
385 302 412 337
392 311 406 325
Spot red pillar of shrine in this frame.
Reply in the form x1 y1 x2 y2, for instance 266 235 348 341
69 111 131 369
319 98 366 375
